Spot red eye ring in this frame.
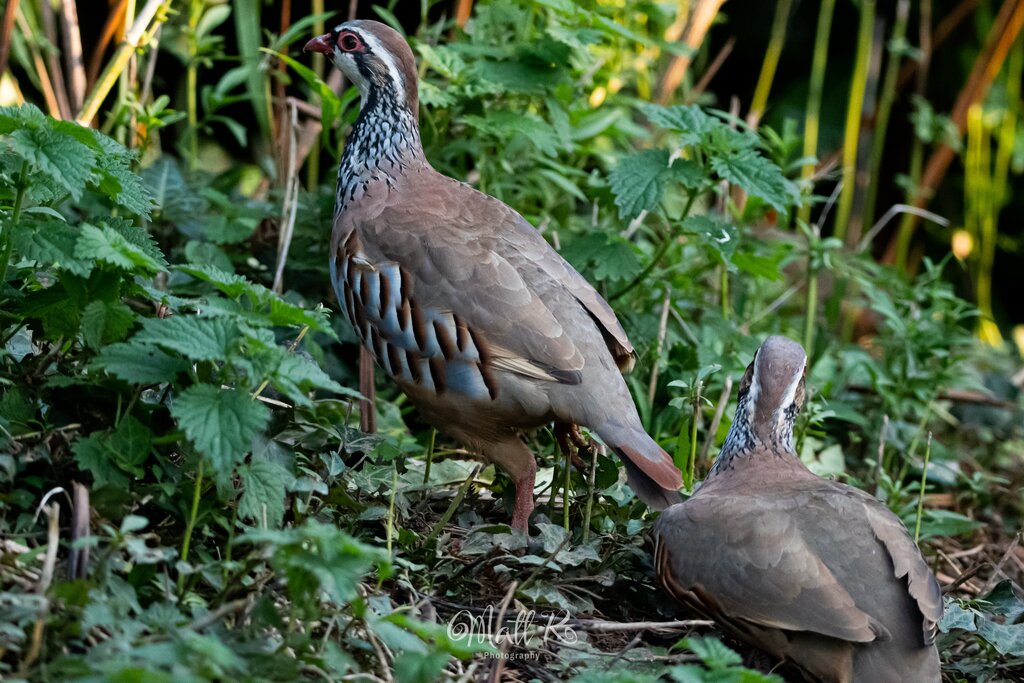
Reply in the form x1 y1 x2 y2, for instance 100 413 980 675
338 32 361 52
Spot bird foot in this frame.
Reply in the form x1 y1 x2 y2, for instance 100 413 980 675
555 422 593 470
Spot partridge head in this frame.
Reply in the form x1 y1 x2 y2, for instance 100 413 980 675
305 21 682 531
654 336 943 683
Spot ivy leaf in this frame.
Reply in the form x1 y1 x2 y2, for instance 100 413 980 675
80 300 135 349
171 384 269 479
710 150 797 213
609 149 670 219
238 459 294 527
133 316 241 362
92 342 190 384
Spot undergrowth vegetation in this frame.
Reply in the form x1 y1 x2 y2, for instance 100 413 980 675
1 1 1023 681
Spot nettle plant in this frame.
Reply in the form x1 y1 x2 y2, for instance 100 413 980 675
0 105 492 678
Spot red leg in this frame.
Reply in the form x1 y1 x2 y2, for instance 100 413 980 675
510 459 537 532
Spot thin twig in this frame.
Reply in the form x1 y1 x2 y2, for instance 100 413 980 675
698 376 732 464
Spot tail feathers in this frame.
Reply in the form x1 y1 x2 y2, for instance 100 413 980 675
602 426 683 510
619 456 683 510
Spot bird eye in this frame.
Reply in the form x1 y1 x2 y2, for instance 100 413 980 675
338 32 361 52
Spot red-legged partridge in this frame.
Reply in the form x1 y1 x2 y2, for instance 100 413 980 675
304 21 682 531
653 336 943 682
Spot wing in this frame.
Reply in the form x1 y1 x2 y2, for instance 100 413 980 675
653 493 889 644
335 173 630 400
842 485 944 645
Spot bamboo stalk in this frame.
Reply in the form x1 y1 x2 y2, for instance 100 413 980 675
13 5 62 117
59 0 86 114
748 0 793 126
76 0 171 126
0 0 20 79
885 0 1024 263
657 0 726 105
862 0 910 234
39 0 72 119
834 0 876 244
798 0 836 226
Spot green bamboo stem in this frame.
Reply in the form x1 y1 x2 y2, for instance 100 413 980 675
803 256 819 353
75 0 171 126
422 428 437 485
687 382 700 492
749 0 794 123
862 0 910 232
799 0 837 226
834 0 876 244
185 0 201 166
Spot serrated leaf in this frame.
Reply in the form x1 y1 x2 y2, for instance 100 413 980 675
171 384 269 478
92 135 155 217
106 416 154 471
73 433 129 488
80 300 135 349
11 219 91 276
710 150 797 213
642 104 719 147
75 224 165 274
273 352 358 406
239 459 294 527
6 118 96 200
679 636 743 669
133 316 240 361
91 342 190 383
462 110 563 156
681 214 739 263
591 238 641 282
609 149 670 219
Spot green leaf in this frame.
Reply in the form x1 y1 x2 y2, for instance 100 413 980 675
73 433 129 488
273 352 357 406
642 104 719 147
80 300 135 349
4 114 96 200
239 458 293 527
681 214 739 263
171 384 269 478
392 651 450 683
679 636 743 670
92 135 155 217
75 224 165 274
710 150 797 213
106 417 154 472
11 219 91 276
133 316 241 362
92 342 191 384
462 110 563 156
609 149 670 219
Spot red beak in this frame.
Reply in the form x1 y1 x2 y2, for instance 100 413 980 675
303 34 333 55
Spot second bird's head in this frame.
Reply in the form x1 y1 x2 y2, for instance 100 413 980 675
731 335 808 453
304 20 418 113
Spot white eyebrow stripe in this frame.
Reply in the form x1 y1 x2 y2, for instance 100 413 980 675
358 31 404 91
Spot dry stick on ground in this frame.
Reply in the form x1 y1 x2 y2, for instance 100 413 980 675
68 481 90 580
657 0 726 105
978 533 1023 595
647 289 672 406
883 0 1024 263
